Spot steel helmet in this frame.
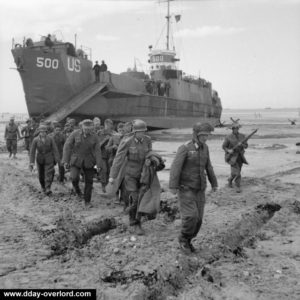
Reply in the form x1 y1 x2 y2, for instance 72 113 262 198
193 122 214 135
132 119 147 132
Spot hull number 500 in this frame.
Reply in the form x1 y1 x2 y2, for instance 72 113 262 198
36 57 59 69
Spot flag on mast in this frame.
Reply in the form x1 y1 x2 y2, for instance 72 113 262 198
175 14 181 22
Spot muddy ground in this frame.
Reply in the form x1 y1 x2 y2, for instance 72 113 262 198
0 119 300 300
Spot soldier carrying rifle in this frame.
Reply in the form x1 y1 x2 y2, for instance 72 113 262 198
222 121 257 193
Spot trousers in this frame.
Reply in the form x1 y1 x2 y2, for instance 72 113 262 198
70 166 94 203
6 139 17 154
178 187 206 243
37 162 55 190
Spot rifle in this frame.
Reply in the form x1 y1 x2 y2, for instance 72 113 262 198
225 129 258 164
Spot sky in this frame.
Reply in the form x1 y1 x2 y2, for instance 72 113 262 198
0 0 300 113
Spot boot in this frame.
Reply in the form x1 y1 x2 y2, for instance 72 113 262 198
178 240 192 255
45 188 52 196
227 177 233 188
236 186 242 193
101 183 107 194
188 240 196 253
135 224 145 236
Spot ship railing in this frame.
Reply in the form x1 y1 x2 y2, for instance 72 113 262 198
182 74 212 88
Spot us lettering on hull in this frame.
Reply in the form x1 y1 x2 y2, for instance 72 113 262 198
67 57 81 72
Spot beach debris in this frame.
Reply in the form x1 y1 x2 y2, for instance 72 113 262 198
288 119 296 125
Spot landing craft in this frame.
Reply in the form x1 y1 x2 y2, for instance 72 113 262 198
11 0 222 129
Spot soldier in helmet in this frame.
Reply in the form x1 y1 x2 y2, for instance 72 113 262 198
62 119 102 207
29 124 60 195
169 123 218 254
222 122 248 193
109 119 152 235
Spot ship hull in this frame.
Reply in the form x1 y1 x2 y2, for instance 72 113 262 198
12 46 222 129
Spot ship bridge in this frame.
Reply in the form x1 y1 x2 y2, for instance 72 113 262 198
148 49 179 71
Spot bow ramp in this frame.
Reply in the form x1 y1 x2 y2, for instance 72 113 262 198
45 83 107 122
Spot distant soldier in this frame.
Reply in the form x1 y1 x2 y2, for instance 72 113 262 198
106 123 125 203
169 123 218 254
93 117 102 134
92 61 101 83
97 119 116 193
49 123 66 183
109 119 152 235
29 124 60 195
106 122 125 168
63 118 76 138
21 119 36 154
62 119 102 207
4 116 20 159
222 122 248 193
123 122 133 136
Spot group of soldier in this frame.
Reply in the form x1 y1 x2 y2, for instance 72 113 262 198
4 115 249 254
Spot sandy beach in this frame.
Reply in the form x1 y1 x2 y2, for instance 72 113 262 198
0 109 299 299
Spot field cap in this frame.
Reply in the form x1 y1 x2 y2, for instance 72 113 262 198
53 122 62 128
82 119 94 127
68 118 76 125
104 118 113 125
93 117 101 124
38 124 48 131
193 122 214 135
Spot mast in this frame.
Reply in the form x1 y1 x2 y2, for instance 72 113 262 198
166 0 171 50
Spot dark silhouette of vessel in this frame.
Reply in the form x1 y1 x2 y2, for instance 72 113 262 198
11 1 222 129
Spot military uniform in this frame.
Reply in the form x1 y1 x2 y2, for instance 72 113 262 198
49 129 66 182
4 121 20 157
169 122 217 253
98 128 115 190
170 140 217 246
21 121 35 152
62 128 102 204
222 132 248 189
110 134 152 225
30 134 60 193
106 133 124 168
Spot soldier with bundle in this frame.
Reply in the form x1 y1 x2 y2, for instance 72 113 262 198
109 119 152 235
